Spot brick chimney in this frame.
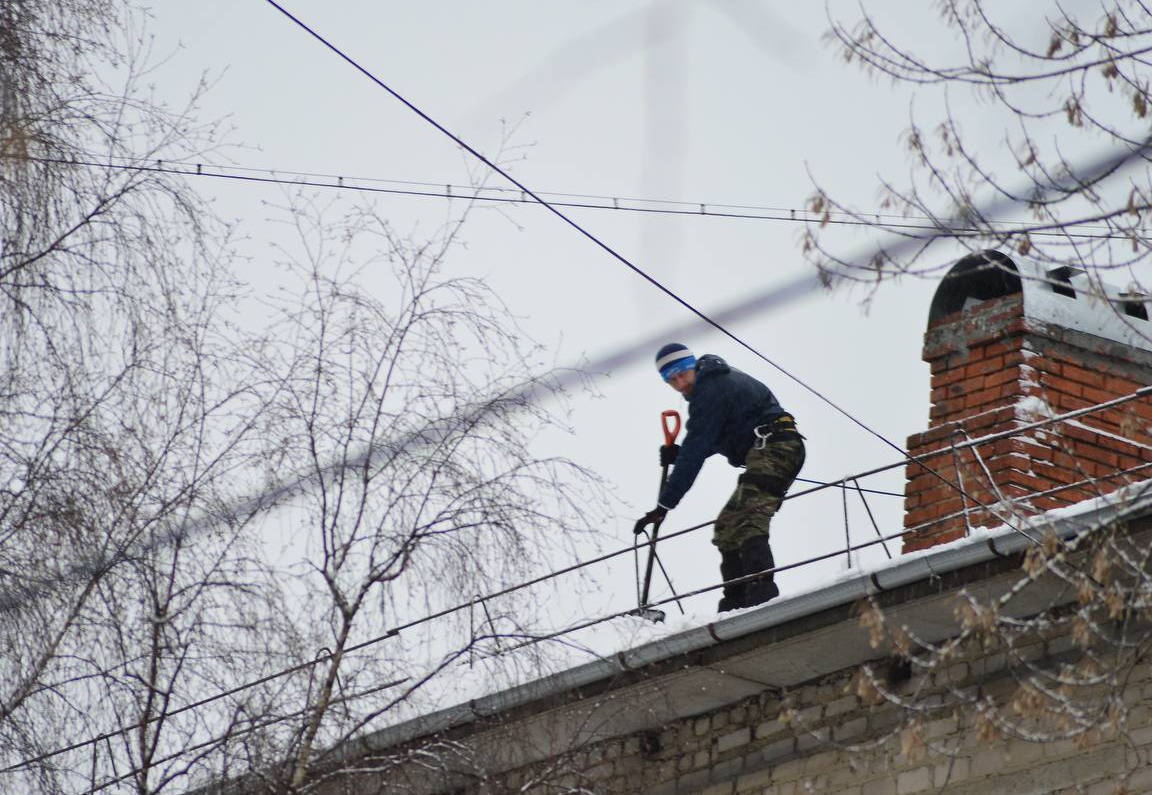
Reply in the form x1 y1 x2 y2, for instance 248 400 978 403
903 250 1152 553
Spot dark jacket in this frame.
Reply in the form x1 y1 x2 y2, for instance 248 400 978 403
657 355 786 509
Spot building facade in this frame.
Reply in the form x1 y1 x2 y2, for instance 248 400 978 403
294 252 1153 795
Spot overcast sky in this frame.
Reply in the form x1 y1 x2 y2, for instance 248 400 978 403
138 0 1150 691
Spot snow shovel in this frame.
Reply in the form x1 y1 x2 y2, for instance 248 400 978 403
633 410 686 623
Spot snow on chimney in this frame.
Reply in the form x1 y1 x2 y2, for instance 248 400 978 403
903 251 1152 553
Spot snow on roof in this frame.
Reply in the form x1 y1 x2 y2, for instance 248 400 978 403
926 252 1151 350
1016 259 1150 351
346 480 1151 756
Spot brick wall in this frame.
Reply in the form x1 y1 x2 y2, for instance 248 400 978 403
497 636 1150 795
902 293 1151 552
314 516 1151 795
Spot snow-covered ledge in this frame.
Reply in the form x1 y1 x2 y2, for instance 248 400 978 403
344 480 1151 762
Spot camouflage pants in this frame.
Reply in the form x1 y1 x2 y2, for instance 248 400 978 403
713 436 806 551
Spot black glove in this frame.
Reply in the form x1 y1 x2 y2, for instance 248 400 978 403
659 443 680 467
634 506 667 535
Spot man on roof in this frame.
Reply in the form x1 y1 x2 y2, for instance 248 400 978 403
635 344 806 611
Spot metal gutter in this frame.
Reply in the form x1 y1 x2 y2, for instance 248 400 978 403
352 481 1151 755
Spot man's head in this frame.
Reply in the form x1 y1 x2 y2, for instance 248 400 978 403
655 343 696 396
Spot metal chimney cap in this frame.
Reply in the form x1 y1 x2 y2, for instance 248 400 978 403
927 250 1151 351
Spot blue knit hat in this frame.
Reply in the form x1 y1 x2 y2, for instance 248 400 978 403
655 343 696 381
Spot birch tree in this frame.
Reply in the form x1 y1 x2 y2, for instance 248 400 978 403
803 0 1151 313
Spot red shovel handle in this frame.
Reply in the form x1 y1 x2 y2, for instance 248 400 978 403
661 410 681 446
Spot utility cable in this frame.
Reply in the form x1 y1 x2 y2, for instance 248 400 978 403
2 8 1150 775
5 386 1148 777
490 472 1154 664
254 0 952 514
66 527 922 794
259 0 1138 555
72 677 409 795
12 153 1143 241
799 477 901 497
58 459 1154 795
789 386 1152 501
5 140 1146 611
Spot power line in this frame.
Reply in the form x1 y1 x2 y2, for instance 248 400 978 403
0 9 1144 633
39 465 1155 795
0 7 1149 783
0 7 983 618
0 0 1136 689
4 14 1151 789
5 387 1148 779
491 472 1154 665
798 477 901 497
254 0 931 496
73 678 409 795
13 153 1143 241
66 530 925 793
258 0 1128 561
6 7 1151 776
4 115 1148 617
0 275 887 614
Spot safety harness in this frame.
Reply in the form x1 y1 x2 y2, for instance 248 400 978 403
738 414 804 497
752 413 802 448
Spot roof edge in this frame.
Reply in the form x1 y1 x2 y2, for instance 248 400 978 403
348 481 1152 758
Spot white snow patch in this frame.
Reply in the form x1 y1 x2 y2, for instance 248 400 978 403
1014 394 1053 422
353 481 1151 746
1020 265 1152 351
1062 418 1152 449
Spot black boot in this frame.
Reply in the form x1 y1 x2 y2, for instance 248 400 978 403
717 549 746 612
739 535 778 607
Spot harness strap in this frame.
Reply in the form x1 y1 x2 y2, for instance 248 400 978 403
753 414 804 449
738 470 791 497
757 430 801 444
